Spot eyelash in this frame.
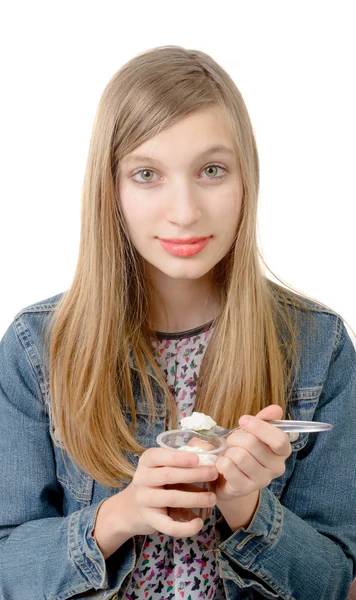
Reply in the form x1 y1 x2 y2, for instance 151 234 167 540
131 164 227 185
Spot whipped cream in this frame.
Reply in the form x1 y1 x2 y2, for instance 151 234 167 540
177 445 217 465
180 411 217 431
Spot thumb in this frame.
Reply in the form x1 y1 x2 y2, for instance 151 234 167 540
254 404 283 421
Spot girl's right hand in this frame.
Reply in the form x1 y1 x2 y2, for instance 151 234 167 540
92 447 219 558
123 446 219 538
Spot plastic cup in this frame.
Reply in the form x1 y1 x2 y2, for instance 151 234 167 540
156 429 227 520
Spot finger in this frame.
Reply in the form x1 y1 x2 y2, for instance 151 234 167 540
238 415 291 456
144 486 217 509
255 404 283 420
225 431 284 469
147 509 204 537
220 445 286 484
136 464 218 487
215 455 257 495
140 447 199 468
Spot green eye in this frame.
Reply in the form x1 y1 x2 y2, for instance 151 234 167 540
140 169 154 181
132 164 226 185
204 165 219 177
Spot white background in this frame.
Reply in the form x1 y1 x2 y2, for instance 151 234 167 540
1 1 355 341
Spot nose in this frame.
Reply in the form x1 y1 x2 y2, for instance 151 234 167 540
166 180 202 226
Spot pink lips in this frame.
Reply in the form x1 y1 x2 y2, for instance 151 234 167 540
157 236 211 257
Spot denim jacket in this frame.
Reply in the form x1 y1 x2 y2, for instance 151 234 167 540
0 290 356 600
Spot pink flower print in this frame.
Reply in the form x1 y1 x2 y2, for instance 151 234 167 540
180 389 187 400
182 349 191 363
196 556 208 575
175 565 184 579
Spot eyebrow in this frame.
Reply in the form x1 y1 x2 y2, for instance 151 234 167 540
121 144 236 166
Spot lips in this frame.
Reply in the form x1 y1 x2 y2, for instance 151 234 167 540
157 236 212 257
159 237 209 244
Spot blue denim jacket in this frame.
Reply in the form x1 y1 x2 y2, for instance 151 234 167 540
1 291 356 600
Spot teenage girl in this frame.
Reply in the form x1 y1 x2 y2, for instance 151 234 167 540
1 45 355 600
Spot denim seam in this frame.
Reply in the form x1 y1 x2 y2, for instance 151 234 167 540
47 581 96 600
276 295 341 317
334 316 343 349
57 475 92 502
15 303 59 319
248 565 295 600
218 489 283 565
317 315 344 402
251 564 296 600
290 386 322 400
68 509 106 590
218 552 293 599
219 559 293 600
235 533 255 550
12 319 46 404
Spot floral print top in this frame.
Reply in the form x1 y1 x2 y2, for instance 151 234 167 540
125 320 226 600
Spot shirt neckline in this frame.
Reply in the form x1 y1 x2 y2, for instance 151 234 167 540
153 319 214 340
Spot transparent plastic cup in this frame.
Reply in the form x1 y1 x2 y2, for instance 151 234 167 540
156 429 227 521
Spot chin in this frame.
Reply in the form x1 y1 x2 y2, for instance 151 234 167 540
159 265 214 280
142 253 218 281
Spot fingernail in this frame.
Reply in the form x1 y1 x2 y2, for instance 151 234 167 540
239 416 251 426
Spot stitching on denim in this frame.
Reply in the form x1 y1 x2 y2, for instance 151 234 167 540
220 489 283 567
290 386 322 400
47 581 94 600
57 474 92 502
217 555 285 598
67 510 103 588
236 533 255 550
250 563 295 600
219 552 293 599
334 316 343 349
12 319 46 404
276 294 340 316
14 302 59 320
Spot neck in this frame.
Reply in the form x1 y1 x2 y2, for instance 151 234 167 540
147 273 221 334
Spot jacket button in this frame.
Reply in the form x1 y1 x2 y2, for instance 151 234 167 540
287 432 300 442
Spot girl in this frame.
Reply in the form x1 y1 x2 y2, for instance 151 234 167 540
0 45 355 600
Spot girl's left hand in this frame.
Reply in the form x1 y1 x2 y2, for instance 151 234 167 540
214 404 292 503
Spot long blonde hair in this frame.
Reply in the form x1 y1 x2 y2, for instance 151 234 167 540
43 45 338 487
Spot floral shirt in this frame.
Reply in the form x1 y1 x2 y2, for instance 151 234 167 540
125 321 226 599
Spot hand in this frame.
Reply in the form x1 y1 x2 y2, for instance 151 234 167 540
123 447 218 538
214 404 292 504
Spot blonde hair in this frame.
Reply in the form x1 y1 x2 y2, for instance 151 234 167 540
43 45 341 488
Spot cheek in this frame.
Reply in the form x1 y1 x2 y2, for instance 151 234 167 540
212 189 242 229
119 187 158 232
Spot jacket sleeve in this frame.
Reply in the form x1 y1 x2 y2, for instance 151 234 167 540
214 317 356 600
0 319 137 600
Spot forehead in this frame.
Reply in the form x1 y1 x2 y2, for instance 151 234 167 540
121 107 237 166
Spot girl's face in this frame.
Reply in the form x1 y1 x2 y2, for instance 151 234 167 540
118 106 243 284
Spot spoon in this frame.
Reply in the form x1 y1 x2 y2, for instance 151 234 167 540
181 419 333 440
